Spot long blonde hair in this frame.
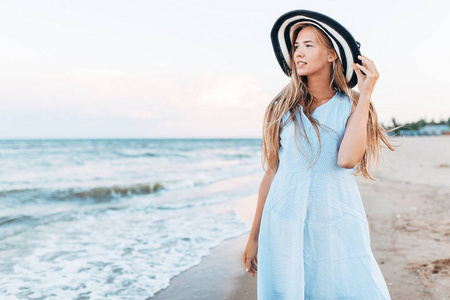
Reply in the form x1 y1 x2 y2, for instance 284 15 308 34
261 24 400 180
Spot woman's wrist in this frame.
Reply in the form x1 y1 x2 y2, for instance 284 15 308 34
359 93 372 102
250 233 259 241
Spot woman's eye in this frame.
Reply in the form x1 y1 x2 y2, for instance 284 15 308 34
294 45 312 49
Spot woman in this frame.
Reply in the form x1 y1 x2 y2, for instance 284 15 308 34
242 10 398 299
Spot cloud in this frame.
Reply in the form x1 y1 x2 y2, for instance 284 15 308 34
193 72 266 109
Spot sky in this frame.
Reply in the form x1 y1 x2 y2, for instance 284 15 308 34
1 0 449 139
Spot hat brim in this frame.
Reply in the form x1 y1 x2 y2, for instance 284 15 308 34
271 9 362 88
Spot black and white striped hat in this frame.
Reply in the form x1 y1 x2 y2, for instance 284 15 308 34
270 9 362 88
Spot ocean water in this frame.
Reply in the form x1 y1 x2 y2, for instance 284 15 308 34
0 138 262 299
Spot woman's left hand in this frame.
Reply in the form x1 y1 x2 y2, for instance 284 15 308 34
353 54 379 97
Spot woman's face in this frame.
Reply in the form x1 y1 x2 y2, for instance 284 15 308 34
293 26 333 78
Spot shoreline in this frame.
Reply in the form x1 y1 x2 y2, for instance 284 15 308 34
152 137 450 299
151 194 258 300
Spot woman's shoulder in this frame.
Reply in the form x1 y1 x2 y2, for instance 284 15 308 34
327 91 352 126
336 90 351 104
273 100 292 123
335 91 353 112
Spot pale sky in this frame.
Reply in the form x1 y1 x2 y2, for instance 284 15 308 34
1 0 449 138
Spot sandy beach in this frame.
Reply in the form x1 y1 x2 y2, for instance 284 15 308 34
152 136 450 300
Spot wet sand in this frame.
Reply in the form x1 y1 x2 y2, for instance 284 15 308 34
152 136 450 300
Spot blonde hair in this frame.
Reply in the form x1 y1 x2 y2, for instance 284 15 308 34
261 24 401 180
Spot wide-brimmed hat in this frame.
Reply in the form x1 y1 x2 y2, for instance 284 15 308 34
270 9 362 88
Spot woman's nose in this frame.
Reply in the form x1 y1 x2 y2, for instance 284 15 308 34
294 47 304 57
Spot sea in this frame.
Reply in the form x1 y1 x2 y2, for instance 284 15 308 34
0 138 263 299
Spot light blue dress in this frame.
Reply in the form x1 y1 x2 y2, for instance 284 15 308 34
257 91 391 300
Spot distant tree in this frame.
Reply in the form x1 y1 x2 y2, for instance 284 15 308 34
390 118 405 135
392 118 398 127
409 122 419 130
418 119 426 128
381 116 449 136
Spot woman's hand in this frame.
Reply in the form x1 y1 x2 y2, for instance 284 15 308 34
242 239 258 277
353 54 380 98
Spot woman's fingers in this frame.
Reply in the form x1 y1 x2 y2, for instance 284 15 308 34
361 54 379 77
243 256 257 275
358 54 374 71
243 257 250 272
358 54 379 75
355 63 371 76
353 63 364 77
358 54 373 65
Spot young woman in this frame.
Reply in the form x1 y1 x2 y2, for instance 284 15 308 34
242 10 398 299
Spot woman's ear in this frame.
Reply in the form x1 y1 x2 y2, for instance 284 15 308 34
328 50 338 62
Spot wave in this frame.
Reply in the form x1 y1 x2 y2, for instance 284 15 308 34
0 214 34 226
0 182 165 203
222 153 253 160
68 182 164 201
57 182 166 202
113 151 190 158
114 151 159 157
